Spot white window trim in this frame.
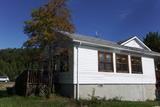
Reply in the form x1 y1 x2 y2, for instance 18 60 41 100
128 55 132 74
98 51 143 74
113 53 116 74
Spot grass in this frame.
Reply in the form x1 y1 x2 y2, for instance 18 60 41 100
79 100 160 107
0 95 159 107
0 95 78 107
0 83 160 107
77 97 160 107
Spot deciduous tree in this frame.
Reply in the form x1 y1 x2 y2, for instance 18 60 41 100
24 0 75 98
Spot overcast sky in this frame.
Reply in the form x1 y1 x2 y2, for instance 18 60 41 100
0 0 160 48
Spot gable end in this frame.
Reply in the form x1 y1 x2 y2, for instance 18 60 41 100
119 36 151 51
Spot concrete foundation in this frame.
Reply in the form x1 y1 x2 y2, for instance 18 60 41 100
78 84 156 101
56 84 156 101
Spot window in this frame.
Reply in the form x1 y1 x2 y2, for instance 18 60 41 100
116 54 129 73
98 51 113 72
131 56 142 74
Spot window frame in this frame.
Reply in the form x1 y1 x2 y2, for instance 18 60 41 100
116 54 129 73
131 56 143 74
98 51 113 72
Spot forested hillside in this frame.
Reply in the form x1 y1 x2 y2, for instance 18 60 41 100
0 48 40 81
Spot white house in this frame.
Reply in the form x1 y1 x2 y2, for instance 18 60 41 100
53 32 160 101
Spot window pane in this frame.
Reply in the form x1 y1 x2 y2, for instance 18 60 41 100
116 54 129 73
99 52 105 62
131 56 142 74
98 51 113 72
99 63 105 71
106 54 112 62
105 63 113 72
116 63 128 73
116 55 128 63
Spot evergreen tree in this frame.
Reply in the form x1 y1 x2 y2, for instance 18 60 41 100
143 32 160 52
143 32 160 71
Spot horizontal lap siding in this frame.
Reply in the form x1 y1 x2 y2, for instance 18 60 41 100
78 48 98 72
123 39 143 49
74 46 156 84
141 57 156 83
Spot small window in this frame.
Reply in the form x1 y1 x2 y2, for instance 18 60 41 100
98 51 113 72
116 54 129 73
131 56 142 74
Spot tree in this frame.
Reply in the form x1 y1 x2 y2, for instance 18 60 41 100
143 32 160 71
24 0 74 48
24 0 75 98
0 48 40 81
143 32 160 52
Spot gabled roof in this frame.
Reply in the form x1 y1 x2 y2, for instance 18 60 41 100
117 36 135 44
60 32 160 57
118 36 151 51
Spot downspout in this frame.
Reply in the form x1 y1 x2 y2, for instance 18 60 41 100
76 42 81 100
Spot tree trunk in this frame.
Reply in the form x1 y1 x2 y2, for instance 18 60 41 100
46 44 53 98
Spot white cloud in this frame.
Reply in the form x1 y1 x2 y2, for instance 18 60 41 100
119 10 131 19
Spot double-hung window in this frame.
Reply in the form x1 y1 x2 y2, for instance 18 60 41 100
131 56 142 74
98 51 113 72
116 54 129 73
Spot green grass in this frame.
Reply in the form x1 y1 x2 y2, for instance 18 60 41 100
80 100 160 107
0 86 159 107
0 95 78 107
0 95 159 107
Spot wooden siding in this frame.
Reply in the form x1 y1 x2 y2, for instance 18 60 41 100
73 46 156 84
122 39 143 49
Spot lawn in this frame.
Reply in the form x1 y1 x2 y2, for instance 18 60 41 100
0 82 160 107
0 95 77 107
0 95 159 107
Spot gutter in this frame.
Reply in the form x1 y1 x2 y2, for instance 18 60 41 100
73 39 160 57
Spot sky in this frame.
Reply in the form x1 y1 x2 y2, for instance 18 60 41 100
0 0 160 49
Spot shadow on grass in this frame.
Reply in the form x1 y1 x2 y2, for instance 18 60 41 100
0 87 15 98
0 90 8 98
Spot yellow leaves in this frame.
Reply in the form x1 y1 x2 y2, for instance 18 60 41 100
24 0 75 48
43 31 55 42
48 0 65 11
24 36 39 46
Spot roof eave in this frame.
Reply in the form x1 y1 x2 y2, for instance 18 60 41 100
73 39 160 57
